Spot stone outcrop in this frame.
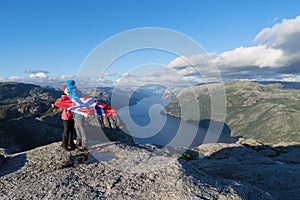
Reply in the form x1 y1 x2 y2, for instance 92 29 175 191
3 139 300 199
191 138 300 199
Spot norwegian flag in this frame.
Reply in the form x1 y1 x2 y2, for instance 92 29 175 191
95 103 118 116
53 96 117 117
69 97 98 117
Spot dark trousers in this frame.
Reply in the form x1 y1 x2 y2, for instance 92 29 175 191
62 120 75 148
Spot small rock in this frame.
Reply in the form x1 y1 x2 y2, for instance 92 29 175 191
237 138 267 147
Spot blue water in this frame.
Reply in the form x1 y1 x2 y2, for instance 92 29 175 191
117 96 212 148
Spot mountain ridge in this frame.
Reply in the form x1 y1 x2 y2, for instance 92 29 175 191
164 81 300 144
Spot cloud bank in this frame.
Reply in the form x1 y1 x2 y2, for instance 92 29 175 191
1 74 116 89
0 68 117 88
168 15 300 82
104 14 300 90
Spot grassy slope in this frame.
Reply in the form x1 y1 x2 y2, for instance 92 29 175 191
164 81 300 143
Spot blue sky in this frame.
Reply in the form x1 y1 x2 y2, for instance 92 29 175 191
1 0 300 86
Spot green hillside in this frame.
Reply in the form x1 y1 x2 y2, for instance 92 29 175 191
164 81 300 144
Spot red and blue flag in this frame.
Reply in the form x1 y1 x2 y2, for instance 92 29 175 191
53 96 117 117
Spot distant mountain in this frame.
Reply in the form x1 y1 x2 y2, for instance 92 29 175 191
0 82 133 154
81 86 150 110
0 82 61 119
164 81 300 144
256 80 300 90
0 82 64 153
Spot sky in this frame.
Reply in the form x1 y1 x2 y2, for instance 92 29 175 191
0 0 300 87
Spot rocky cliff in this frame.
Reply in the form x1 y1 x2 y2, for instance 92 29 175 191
0 82 63 154
1 138 299 199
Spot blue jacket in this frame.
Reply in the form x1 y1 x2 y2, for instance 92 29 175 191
66 80 83 117
66 80 76 99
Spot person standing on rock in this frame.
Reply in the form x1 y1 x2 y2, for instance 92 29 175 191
51 85 76 151
65 79 88 151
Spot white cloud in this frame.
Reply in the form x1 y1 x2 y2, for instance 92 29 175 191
113 67 204 90
167 15 300 82
1 71 115 89
167 53 221 82
168 53 216 69
29 72 49 78
254 15 300 68
168 56 190 68
254 15 300 48
214 45 285 68
2 74 74 87
25 69 50 79
279 76 300 82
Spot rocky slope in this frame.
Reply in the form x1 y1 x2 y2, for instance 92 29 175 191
164 81 300 144
0 82 63 153
0 82 61 120
0 82 134 154
5 138 300 199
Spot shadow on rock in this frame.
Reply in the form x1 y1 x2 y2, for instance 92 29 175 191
181 140 300 199
83 115 135 148
189 119 239 147
0 153 27 177
0 116 63 154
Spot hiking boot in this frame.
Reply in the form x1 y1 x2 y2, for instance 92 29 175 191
77 146 88 152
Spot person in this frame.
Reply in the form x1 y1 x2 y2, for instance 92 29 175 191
52 85 76 151
65 79 88 151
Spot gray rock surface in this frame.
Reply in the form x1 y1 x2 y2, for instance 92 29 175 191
0 142 274 200
192 140 300 200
